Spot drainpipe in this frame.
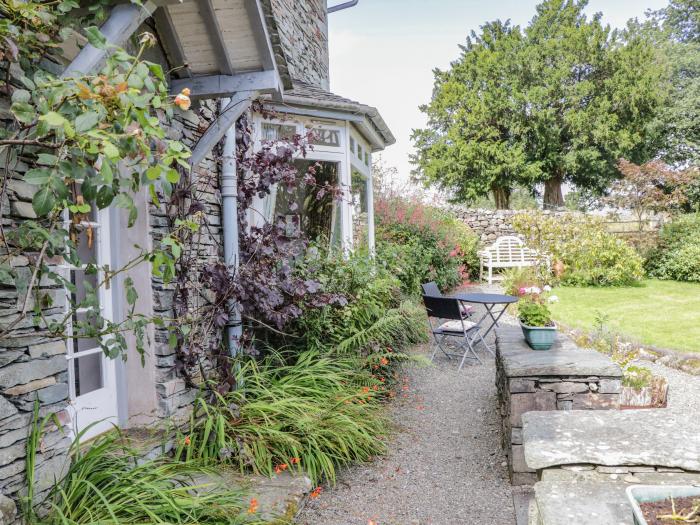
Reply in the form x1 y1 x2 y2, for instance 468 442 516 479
220 98 242 356
328 0 359 13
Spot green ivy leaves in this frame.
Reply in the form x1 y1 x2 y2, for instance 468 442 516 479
84 26 107 49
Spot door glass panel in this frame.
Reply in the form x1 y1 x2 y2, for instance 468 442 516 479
73 310 101 353
73 353 103 396
275 160 340 245
73 222 98 263
71 269 98 306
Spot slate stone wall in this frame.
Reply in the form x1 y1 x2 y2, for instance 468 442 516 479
149 100 222 425
1 63 73 523
450 208 572 243
270 0 329 89
495 329 622 486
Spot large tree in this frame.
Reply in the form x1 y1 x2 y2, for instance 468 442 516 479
412 0 667 209
411 21 537 209
650 0 700 165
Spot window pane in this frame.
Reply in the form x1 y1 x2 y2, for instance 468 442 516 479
351 169 369 249
261 123 296 142
72 309 101 353
73 353 103 396
275 160 339 244
310 128 340 147
71 269 98 306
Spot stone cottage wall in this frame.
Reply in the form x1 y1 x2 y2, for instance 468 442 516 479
0 64 73 522
270 0 329 89
0 30 224 524
149 102 222 425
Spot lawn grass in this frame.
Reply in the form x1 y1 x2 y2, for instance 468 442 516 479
548 279 700 354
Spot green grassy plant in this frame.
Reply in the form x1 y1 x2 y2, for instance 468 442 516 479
175 351 390 485
32 431 265 524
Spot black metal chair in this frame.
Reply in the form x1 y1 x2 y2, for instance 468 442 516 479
421 294 488 370
421 281 474 317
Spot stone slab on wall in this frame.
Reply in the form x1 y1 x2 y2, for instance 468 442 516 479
495 327 622 486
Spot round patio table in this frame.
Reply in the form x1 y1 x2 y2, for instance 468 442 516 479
452 292 518 349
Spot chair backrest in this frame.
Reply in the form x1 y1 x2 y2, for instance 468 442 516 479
484 236 533 263
421 294 462 321
421 281 441 296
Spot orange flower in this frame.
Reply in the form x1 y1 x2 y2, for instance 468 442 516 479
274 463 288 474
174 88 191 110
310 486 322 499
183 436 191 446
247 498 258 514
290 457 300 464
361 386 370 394
380 357 389 366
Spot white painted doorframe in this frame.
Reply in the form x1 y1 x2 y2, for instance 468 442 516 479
63 206 119 441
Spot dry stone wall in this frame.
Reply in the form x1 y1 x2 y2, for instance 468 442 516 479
495 327 622 485
450 208 571 243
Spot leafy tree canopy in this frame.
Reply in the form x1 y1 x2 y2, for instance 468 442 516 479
412 0 668 209
647 0 700 165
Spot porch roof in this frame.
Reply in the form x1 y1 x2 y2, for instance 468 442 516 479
270 81 396 152
153 0 288 99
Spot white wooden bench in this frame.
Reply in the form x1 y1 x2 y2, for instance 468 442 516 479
479 236 541 284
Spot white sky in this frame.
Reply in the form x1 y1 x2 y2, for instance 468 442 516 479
328 0 669 184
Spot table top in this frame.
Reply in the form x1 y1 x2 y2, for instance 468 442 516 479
453 292 518 304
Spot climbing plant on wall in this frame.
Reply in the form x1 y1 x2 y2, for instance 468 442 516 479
1 1 347 392
0 1 193 360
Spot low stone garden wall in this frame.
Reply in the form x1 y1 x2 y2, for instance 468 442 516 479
449 209 569 243
495 326 623 485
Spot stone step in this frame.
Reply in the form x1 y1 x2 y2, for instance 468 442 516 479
191 470 313 522
531 473 700 525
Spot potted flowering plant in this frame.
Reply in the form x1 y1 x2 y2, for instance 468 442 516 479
517 286 558 351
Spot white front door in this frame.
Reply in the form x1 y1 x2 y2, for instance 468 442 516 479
64 207 119 441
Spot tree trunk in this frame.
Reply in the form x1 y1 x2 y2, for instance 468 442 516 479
492 187 511 209
543 174 564 209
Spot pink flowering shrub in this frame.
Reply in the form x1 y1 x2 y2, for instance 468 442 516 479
374 198 479 294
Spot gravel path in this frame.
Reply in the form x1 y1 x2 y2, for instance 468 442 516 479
296 340 515 525
296 282 700 525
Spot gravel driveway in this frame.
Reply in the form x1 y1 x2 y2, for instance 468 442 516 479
296 341 515 525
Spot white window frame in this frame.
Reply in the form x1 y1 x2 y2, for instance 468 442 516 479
250 113 376 253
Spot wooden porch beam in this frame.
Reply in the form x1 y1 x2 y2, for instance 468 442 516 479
197 0 235 76
153 6 192 78
244 0 276 72
170 70 279 99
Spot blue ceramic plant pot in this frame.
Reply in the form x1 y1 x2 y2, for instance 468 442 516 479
520 321 557 351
